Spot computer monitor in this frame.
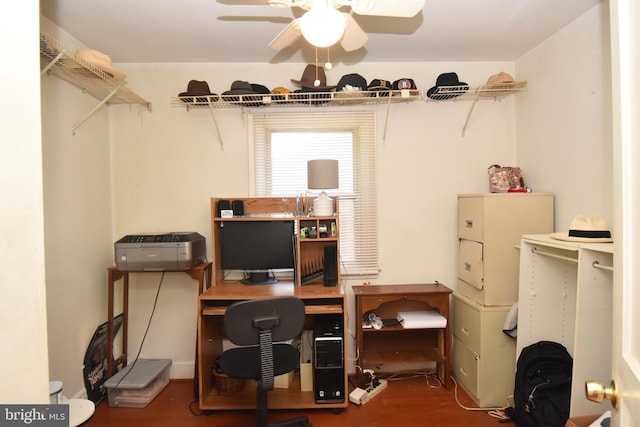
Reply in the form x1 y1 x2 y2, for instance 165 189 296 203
220 220 295 285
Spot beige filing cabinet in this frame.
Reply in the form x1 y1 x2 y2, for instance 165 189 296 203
457 193 554 306
451 293 516 407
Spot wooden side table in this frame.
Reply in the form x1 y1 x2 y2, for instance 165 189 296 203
353 283 453 389
106 262 212 377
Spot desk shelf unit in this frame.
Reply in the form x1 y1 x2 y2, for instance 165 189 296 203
353 283 453 389
210 197 339 287
517 234 614 417
199 197 347 412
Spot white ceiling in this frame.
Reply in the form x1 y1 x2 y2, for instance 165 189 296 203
40 0 601 65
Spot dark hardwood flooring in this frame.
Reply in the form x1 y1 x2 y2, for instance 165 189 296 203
84 376 509 427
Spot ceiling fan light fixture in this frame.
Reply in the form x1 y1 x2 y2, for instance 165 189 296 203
300 4 346 48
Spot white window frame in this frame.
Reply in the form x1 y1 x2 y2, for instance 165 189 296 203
249 109 378 277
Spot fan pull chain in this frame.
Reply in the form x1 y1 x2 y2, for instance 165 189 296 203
314 47 320 87
325 47 333 70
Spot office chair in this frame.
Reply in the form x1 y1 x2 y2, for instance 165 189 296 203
216 297 312 427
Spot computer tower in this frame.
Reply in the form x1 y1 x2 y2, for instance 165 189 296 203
313 315 345 403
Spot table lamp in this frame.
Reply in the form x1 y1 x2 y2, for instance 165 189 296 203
307 159 339 216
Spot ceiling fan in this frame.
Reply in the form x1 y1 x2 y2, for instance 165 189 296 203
260 0 425 51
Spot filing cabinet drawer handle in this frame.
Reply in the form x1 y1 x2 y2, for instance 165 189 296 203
461 327 470 336
464 262 471 272
465 220 473 228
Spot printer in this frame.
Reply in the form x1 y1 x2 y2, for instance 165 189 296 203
114 232 206 271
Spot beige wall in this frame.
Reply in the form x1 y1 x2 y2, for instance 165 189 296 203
34 3 611 400
516 2 612 227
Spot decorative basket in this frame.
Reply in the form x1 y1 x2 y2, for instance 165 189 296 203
212 369 245 396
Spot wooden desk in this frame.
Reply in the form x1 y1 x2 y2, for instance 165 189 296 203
106 262 212 377
197 282 348 412
353 283 453 389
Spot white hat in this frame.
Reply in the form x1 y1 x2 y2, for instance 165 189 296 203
75 48 127 82
550 214 613 243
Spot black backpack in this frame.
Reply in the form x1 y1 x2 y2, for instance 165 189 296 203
506 341 574 427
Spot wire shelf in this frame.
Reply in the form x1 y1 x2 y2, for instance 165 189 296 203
40 32 152 110
171 84 526 110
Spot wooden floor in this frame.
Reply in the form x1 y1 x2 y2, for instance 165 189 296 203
84 376 509 427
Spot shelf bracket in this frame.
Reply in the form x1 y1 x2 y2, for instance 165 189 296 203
41 52 64 76
207 104 224 150
461 92 480 137
72 88 119 134
382 95 393 143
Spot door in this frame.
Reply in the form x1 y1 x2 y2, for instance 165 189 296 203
608 0 640 425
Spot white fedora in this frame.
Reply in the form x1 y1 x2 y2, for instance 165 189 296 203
550 214 613 243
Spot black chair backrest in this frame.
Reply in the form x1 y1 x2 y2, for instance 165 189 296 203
224 297 306 346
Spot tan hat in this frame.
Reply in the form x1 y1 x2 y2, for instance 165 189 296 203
76 48 127 82
550 214 613 243
479 72 526 97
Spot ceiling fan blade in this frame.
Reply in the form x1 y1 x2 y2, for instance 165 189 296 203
268 17 302 49
351 0 425 17
268 0 312 9
339 13 368 51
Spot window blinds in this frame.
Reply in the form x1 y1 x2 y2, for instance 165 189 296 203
249 110 379 276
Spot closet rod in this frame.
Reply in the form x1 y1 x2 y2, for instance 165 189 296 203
531 247 578 263
592 261 613 272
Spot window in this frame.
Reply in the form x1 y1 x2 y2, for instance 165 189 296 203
250 110 378 276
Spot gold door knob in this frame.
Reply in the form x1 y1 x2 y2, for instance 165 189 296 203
585 380 618 410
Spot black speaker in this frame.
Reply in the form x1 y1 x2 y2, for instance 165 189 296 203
218 200 231 216
323 245 337 287
232 200 245 216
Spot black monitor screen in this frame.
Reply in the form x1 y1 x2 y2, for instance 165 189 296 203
220 220 295 284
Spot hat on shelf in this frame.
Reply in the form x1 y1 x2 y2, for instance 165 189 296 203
335 73 369 102
392 78 420 96
550 214 613 243
479 72 527 97
178 80 219 102
270 86 292 103
223 80 258 95
336 73 367 92
222 81 270 106
75 48 127 82
426 72 469 100
291 65 336 91
367 79 392 97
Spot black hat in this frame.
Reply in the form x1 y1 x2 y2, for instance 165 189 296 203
222 81 270 106
367 79 392 97
368 79 392 91
392 78 417 90
336 73 367 92
426 72 469 100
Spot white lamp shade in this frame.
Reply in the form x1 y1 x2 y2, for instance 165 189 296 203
300 6 346 48
307 159 339 189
